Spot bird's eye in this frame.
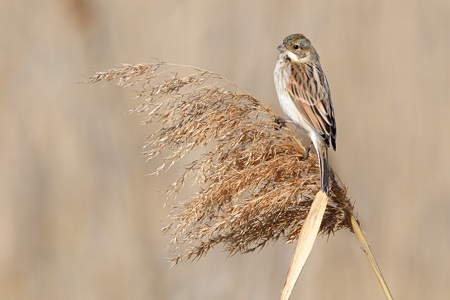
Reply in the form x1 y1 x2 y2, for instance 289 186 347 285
293 45 299 49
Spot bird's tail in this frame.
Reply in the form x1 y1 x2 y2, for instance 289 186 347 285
317 147 330 196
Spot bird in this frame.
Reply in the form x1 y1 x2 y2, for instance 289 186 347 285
274 33 336 195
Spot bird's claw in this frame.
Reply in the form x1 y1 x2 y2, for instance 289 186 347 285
274 117 287 130
302 143 312 160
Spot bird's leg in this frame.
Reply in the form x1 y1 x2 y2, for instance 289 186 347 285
302 142 312 160
274 117 287 130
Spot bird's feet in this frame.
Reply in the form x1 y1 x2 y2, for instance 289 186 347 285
274 117 287 130
302 143 312 160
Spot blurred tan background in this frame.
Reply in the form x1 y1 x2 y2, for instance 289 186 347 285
1 0 449 299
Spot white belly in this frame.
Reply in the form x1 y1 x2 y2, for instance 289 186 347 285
273 62 316 138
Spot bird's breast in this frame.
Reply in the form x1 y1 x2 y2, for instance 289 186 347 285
274 61 315 136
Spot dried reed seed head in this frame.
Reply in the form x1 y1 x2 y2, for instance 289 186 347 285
87 62 354 264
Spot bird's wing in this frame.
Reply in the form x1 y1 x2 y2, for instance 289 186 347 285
287 62 336 150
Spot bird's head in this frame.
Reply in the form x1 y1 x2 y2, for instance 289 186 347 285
277 33 319 63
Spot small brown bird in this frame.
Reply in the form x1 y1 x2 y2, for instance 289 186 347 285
274 34 336 195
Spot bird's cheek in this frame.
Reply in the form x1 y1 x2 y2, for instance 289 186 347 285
286 51 300 62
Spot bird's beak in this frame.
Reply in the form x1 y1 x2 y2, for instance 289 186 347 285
277 44 287 52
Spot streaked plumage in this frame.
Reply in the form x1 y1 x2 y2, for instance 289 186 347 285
274 34 336 195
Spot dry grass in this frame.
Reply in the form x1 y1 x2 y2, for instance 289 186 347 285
87 62 354 261
86 62 396 300
87 62 354 264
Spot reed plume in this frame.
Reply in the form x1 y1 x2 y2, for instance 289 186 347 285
86 62 392 300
